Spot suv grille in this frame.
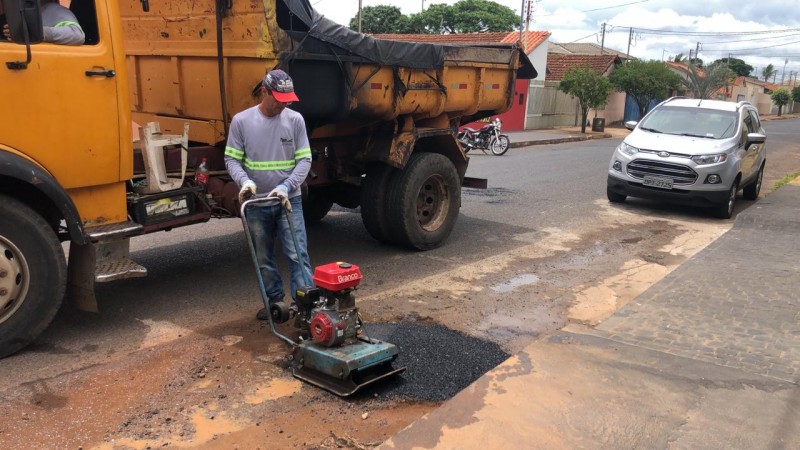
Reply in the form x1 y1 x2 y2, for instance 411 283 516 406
627 160 698 185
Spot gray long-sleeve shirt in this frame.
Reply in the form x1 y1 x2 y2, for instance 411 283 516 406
224 105 312 205
42 3 84 45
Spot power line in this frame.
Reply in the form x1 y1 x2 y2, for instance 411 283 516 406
538 0 652 17
609 26 800 37
702 32 800 45
703 39 800 52
568 32 598 44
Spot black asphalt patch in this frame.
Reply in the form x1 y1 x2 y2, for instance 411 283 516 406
356 322 510 402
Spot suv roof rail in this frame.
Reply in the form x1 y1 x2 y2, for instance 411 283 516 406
663 96 687 104
736 100 753 111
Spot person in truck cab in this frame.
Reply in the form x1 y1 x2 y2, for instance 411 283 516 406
2 0 84 45
225 69 315 320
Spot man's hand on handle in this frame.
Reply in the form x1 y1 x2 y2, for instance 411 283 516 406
238 180 257 204
267 185 291 213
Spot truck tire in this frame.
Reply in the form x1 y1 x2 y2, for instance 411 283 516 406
0 194 67 358
385 153 461 250
302 195 334 224
360 163 396 243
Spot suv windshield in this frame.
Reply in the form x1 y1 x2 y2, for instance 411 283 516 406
639 106 738 139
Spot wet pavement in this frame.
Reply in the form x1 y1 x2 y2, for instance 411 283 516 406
380 182 800 447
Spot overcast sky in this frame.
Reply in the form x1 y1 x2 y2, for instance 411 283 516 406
311 0 800 81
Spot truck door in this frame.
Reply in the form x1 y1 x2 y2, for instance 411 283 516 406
0 0 121 190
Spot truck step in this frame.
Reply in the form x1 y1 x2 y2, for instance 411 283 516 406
95 255 147 283
86 221 144 242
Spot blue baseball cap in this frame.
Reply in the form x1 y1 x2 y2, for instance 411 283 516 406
263 69 299 103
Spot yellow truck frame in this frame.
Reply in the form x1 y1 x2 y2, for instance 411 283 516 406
0 0 534 357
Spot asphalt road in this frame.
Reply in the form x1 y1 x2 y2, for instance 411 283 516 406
4 119 798 384
1 118 797 448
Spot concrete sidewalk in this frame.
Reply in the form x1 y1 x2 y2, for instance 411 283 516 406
506 126 628 148
381 184 800 449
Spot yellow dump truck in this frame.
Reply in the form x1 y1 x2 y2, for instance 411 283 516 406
0 0 535 357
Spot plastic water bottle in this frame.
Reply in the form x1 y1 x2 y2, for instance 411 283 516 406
195 157 209 187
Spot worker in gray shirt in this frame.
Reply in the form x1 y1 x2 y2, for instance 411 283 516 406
2 0 84 45
225 69 314 320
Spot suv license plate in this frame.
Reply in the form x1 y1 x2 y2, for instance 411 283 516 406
643 175 674 190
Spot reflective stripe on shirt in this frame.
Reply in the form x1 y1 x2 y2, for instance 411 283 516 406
54 20 82 32
243 158 296 171
295 148 311 160
225 146 244 160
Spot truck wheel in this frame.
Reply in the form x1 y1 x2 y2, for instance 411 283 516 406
386 153 461 250
0 195 66 358
360 163 396 243
302 195 334 224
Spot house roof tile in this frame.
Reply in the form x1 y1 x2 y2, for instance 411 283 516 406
549 42 634 60
545 54 620 81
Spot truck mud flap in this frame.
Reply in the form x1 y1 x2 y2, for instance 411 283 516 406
462 177 488 189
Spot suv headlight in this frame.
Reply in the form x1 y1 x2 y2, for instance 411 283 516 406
617 142 638 156
691 153 728 165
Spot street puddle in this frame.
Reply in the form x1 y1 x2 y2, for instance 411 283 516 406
490 273 540 293
244 378 303 404
191 411 240 444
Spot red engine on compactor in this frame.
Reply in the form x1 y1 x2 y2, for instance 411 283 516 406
296 262 364 347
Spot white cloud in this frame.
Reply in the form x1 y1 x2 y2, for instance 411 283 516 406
310 0 800 76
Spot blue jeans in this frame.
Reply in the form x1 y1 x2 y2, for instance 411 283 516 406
245 196 313 303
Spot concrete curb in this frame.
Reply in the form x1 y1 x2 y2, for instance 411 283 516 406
509 133 612 148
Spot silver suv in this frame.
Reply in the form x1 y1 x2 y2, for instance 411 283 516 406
607 98 767 218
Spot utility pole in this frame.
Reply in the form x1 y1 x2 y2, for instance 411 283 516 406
600 23 606 54
421 0 425 12
662 49 667 61
358 0 363 33
781 59 788 84
626 27 633 59
519 0 525 44
525 0 533 32
694 41 700 62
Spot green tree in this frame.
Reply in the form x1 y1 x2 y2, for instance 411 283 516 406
771 88 791 116
681 62 736 99
559 67 613 133
672 53 688 63
415 0 518 34
688 57 703 67
713 57 753 77
761 64 777 82
609 60 682 118
349 5 419 33
791 86 800 104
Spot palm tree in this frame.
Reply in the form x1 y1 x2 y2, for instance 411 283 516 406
681 62 736 99
762 64 777 82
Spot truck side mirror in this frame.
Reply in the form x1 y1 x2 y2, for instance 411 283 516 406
3 0 43 44
2 0 42 70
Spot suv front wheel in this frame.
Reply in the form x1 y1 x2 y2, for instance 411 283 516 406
712 180 738 219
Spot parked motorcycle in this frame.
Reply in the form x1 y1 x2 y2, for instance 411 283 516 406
457 118 510 156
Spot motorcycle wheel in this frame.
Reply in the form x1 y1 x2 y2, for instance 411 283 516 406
457 133 471 153
490 135 510 156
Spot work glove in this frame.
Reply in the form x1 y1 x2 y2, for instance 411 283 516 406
238 180 257 204
268 184 292 212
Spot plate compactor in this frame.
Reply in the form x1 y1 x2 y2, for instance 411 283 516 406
240 196 405 396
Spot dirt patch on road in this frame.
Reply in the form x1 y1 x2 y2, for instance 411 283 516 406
0 200 730 449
